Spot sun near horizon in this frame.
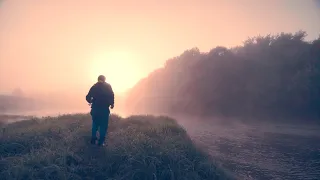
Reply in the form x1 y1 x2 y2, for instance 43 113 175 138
89 50 143 94
0 0 319 95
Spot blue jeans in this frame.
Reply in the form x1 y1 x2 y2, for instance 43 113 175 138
90 108 110 145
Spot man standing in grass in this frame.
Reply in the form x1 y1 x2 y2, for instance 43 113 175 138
86 75 114 147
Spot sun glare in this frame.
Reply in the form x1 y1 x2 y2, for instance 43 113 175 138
90 51 142 93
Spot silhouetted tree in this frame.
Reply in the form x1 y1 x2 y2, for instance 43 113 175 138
12 88 24 97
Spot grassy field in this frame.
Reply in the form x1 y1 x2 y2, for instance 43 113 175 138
0 114 232 180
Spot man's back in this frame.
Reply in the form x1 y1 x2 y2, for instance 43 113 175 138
86 81 114 110
87 75 114 146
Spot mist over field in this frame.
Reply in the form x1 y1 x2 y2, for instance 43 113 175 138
1 0 320 179
2 32 320 179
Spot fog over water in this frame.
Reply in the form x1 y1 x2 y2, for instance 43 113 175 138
1 1 320 179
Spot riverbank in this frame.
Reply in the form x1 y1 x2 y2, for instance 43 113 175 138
0 114 232 180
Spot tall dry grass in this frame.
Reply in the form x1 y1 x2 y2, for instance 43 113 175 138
0 114 232 180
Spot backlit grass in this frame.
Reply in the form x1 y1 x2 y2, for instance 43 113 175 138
0 114 232 180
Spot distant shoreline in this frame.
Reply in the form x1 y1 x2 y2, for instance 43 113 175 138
0 109 87 117
0 108 128 124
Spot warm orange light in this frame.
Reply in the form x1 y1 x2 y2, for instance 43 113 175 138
89 50 142 93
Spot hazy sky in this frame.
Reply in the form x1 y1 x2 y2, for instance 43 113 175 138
0 0 319 95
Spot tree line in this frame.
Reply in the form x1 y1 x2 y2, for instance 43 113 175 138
125 31 320 122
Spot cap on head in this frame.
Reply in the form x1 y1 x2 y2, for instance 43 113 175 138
98 75 106 82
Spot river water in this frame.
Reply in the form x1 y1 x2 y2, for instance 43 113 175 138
0 108 128 123
176 117 320 180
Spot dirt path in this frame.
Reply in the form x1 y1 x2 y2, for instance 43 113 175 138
175 116 320 180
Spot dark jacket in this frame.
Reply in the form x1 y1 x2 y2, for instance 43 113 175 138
86 82 114 110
